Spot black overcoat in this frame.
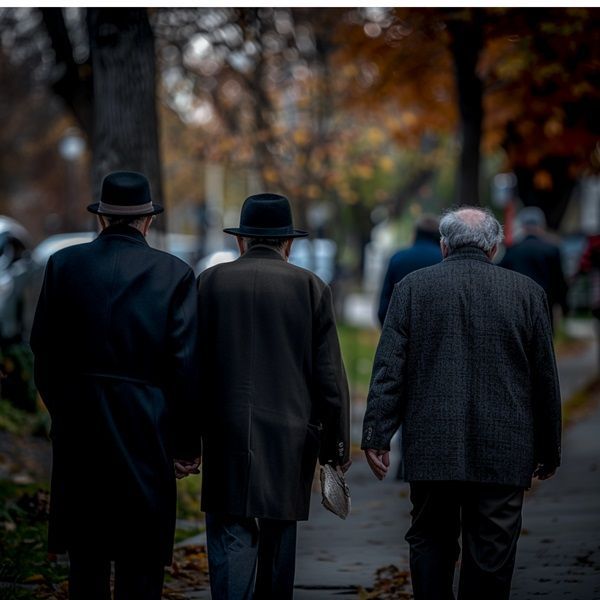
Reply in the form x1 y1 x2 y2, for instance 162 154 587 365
500 234 568 314
30 224 200 564
362 246 562 488
197 245 350 521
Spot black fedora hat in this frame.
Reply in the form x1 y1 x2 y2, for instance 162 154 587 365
87 171 164 216
223 193 308 238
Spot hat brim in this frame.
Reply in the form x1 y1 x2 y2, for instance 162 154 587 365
223 227 308 238
87 202 164 216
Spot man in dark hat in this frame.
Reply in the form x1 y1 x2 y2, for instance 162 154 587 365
193 192 350 599
30 171 201 600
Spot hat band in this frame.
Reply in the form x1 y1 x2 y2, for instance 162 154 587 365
98 201 154 215
238 224 295 235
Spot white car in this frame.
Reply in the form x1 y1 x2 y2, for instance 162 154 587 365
0 216 32 342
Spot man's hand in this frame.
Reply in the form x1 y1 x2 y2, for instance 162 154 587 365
174 457 201 480
533 463 557 480
364 449 389 480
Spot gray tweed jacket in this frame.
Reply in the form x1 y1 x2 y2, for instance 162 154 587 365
362 246 561 488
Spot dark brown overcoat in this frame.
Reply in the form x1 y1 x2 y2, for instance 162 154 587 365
197 245 350 521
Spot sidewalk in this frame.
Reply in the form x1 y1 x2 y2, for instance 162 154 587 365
179 322 599 599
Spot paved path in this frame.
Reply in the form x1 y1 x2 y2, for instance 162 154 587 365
181 322 600 599
511 386 600 599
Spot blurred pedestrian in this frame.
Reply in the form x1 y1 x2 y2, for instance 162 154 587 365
500 206 568 328
362 207 561 600
31 171 201 600
194 193 350 600
378 214 442 326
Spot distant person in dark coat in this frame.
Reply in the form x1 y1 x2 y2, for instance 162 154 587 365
31 172 201 600
378 214 442 326
362 207 561 600
500 206 568 327
195 193 351 600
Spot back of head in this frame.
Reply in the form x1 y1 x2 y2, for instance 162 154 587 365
415 214 440 242
518 206 546 230
439 207 504 254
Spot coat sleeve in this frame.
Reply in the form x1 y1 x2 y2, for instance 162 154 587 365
361 281 410 451
167 268 202 460
30 256 55 415
529 290 562 469
313 285 351 466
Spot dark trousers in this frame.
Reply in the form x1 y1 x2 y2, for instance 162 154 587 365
205 512 297 600
406 481 525 600
68 550 165 600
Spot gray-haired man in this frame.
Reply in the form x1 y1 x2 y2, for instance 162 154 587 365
362 207 561 600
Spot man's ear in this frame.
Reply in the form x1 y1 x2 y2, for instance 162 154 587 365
236 236 246 256
440 240 449 258
141 216 153 237
98 215 107 231
284 239 293 260
488 244 498 260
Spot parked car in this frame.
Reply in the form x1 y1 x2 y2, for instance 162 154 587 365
0 216 32 342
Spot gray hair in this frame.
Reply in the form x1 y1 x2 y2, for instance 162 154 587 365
439 207 504 253
243 236 289 250
103 214 149 228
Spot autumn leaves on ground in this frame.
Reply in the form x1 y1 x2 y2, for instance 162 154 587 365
0 422 208 599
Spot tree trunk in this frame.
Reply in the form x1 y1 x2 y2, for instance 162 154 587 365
447 11 484 206
87 9 165 230
40 8 93 137
514 159 576 231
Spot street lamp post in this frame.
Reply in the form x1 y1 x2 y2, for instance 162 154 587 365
58 129 86 232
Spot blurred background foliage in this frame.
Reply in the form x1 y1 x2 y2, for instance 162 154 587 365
0 7 597 244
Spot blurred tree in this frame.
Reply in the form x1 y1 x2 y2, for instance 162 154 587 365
0 39 79 239
1 8 165 230
42 8 165 228
153 7 451 273
482 8 600 229
87 9 163 213
336 7 600 227
153 7 342 223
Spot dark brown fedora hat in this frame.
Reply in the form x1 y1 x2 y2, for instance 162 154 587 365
87 171 164 217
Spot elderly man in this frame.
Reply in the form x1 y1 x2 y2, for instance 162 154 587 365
362 207 561 600
195 193 350 600
31 171 200 600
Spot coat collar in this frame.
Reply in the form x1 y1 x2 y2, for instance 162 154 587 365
240 245 286 261
444 246 491 263
98 224 148 245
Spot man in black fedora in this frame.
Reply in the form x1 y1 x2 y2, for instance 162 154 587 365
192 192 350 599
31 171 201 600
